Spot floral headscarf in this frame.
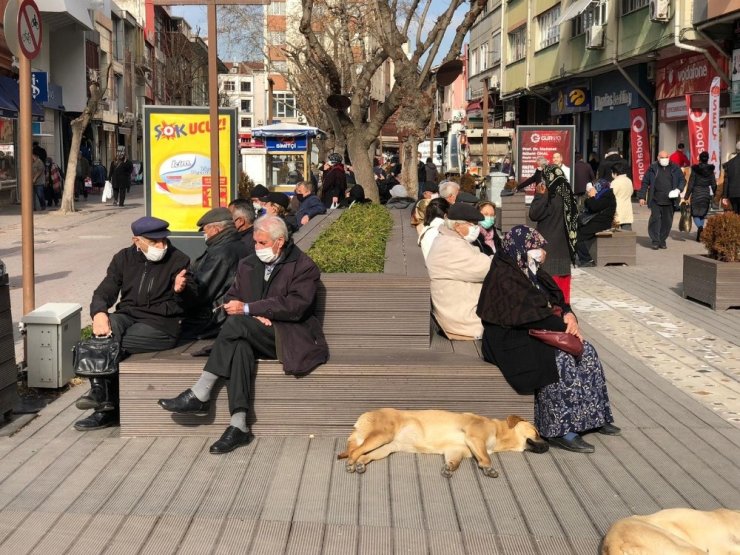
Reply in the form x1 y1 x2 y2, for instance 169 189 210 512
503 225 547 283
542 164 578 263
594 177 611 200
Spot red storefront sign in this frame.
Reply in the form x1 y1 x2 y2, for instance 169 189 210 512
629 108 650 191
656 50 728 100
685 95 710 165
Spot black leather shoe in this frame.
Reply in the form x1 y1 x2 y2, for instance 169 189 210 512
547 435 595 453
158 389 210 415
597 423 622 436
659 244 667 249
209 426 254 454
578 259 597 268
75 385 114 412
74 411 119 431
651 244 659 250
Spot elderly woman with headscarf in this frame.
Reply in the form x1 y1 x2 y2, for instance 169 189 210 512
575 177 617 267
528 164 578 303
338 184 372 208
477 225 619 453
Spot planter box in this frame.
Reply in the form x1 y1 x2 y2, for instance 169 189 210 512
683 254 740 310
588 230 637 266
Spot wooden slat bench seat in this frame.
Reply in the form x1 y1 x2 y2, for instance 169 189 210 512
499 193 534 232
588 230 637 266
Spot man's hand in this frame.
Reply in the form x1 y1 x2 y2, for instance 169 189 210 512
563 313 583 340
92 312 111 336
587 187 597 198
254 316 272 327
174 269 187 294
301 215 309 226
332 196 339 205
639 199 646 206
535 183 547 195
223 300 246 315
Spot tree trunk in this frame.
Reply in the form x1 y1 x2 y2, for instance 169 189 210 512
401 136 420 199
59 120 84 214
347 132 378 203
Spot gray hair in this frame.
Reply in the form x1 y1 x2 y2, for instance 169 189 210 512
537 156 548 165
210 219 235 232
444 217 464 230
439 181 460 199
254 215 289 241
230 200 255 224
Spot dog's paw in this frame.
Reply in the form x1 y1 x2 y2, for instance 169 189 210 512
441 464 453 478
481 466 499 478
354 462 366 474
345 462 356 473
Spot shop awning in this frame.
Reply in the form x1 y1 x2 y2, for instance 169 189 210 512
0 77 44 121
555 0 594 25
466 100 482 113
251 122 326 138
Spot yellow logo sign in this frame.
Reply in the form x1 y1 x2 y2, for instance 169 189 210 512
568 88 587 107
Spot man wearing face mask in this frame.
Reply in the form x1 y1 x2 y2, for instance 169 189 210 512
159 216 329 454
75 217 190 431
294 181 326 227
249 184 270 216
426 203 492 339
639 150 685 249
228 198 256 255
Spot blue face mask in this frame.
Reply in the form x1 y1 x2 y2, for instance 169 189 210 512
479 216 496 230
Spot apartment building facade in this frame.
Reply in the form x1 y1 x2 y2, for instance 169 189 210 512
219 62 269 148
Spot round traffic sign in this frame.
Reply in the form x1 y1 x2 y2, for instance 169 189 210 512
2 0 20 58
17 0 42 60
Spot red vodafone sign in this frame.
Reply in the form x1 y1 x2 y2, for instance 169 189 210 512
629 108 650 191
17 0 42 60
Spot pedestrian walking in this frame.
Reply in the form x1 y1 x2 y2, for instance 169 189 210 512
75 154 91 201
722 143 740 214
683 151 717 241
32 151 46 210
639 150 685 250
109 152 133 207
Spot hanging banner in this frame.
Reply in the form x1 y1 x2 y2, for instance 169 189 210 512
685 95 709 166
708 76 721 178
629 108 650 191
143 106 238 234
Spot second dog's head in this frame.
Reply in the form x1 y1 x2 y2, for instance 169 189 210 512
501 415 549 454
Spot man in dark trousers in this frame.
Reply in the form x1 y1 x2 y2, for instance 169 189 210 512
179 208 250 340
573 152 595 212
75 217 190 431
159 216 329 454
109 152 133 207
723 143 740 214
228 198 256 254
639 150 685 250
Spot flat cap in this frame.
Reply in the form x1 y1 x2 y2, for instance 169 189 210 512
423 182 439 194
196 207 232 230
447 203 482 223
251 184 269 198
131 216 170 239
260 191 290 209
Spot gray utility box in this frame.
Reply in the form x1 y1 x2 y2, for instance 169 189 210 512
22 303 82 388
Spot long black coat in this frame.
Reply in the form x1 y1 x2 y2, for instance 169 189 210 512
109 159 133 190
597 154 625 181
321 165 347 207
224 242 329 375
477 252 572 394
529 191 573 276
579 189 617 236
724 155 740 198
686 163 716 218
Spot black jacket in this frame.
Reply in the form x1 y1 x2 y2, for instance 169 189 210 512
597 153 625 181
723 155 740 199
109 159 133 190
580 189 617 236
180 228 250 339
517 169 543 191
90 243 190 338
321 165 347 207
529 191 573 275
225 242 329 375
639 162 685 205
686 163 716 218
238 227 256 256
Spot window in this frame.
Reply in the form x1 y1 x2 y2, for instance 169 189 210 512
269 31 286 45
240 117 252 128
621 0 648 15
268 1 285 15
224 80 235 91
480 43 488 72
508 27 526 63
273 92 296 118
537 5 561 50
573 0 608 37
241 99 252 112
240 80 251 92
491 32 501 64
470 48 478 75
272 60 288 73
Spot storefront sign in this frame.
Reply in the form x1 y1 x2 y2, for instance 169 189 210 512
658 97 689 122
732 49 740 113
593 90 632 112
31 71 46 102
629 108 650 191
590 67 649 132
265 135 307 151
656 50 729 100
551 86 590 116
143 106 237 234
685 96 709 166
708 77 721 177
516 125 575 186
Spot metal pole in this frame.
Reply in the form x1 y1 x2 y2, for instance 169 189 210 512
19 54 34 314
481 79 489 176
207 2 220 207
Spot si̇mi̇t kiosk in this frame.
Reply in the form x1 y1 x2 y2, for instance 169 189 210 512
251 122 324 193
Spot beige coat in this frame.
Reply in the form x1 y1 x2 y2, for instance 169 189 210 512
611 174 634 225
426 226 492 338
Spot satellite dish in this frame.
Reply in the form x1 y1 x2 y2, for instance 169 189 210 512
327 94 351 110
436 59 464 87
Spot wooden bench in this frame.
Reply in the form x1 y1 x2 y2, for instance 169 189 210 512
499 193 534 232
119 209 533 437
588 230 637 266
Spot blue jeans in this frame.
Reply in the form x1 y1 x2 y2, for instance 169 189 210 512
693 216 705 229
33 184 45 209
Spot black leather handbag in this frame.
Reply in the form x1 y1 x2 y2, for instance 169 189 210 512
73 335 121 377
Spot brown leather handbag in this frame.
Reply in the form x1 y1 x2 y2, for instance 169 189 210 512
528 329 584 358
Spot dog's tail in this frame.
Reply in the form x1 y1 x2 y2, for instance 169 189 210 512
337 451 348 460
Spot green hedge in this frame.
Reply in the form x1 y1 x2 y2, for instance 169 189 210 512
307 205 392 273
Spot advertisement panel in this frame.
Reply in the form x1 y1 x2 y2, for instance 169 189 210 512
708 76 721 178
629 108 650 191
516 126 575 189
144 106 237 234
685 96 709 166
656 50 728 100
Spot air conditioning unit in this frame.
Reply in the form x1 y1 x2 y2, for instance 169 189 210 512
297 114 306 124
586 25 605 49
489 75 500 90
649 0 670 22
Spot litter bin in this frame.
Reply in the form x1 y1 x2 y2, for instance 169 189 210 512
485 172 510 207
22 303 82 388
0 260 17 419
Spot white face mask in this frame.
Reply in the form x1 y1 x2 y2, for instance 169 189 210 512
256 246 279 264
463 224 480 243
253 202 262 213
527 249 543 274
431 193 439 199
143 244 167 262
659 157 670 167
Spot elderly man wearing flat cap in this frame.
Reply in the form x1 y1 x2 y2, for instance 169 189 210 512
426 203 492 340
178 207 250 340
75 216 190 431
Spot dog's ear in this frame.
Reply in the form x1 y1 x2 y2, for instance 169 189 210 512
506 415 525 428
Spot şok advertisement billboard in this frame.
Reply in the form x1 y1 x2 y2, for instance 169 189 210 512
144 106 238 234
516 126 576 194
629 108 650 191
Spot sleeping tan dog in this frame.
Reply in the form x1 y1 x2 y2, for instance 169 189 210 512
601 508 740 554
338 409 549 478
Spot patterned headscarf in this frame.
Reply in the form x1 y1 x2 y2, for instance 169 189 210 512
542 164 578 263
503 225 547 283
594 177 611 199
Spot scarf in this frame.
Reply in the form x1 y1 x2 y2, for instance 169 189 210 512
543 164 578 263
594 178 611 200
502 225 547 285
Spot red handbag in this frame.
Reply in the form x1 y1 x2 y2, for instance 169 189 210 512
528 329 584 358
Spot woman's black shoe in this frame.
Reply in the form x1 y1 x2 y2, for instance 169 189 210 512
209 426 254 454
547 435 595 453
597 423 622 436
158 389 210 415
74 410 119 431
